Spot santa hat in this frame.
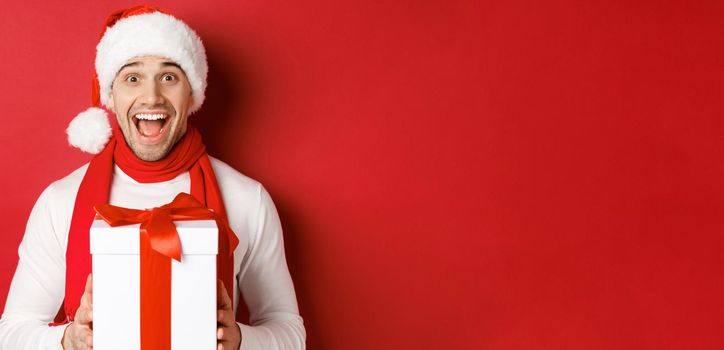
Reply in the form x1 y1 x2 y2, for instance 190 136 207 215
66 5 208 154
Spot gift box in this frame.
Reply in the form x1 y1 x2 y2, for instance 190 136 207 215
90 218 218 350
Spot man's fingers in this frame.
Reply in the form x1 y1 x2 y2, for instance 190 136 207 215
77 273 95 328
85 273 93 294
69 322 93 349
216 280 235 326
75 307 89 325
216 322 242 350
75 326 92 349
216 279 232 310
217 309 235 327
85 273 93 298
80 293 92 311
64 306 95 349
81 274 93 309
216 281 242 350
217 340 234 350
216 327 233 349
76 312 92 326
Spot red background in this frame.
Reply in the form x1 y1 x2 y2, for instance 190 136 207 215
1 1 723 348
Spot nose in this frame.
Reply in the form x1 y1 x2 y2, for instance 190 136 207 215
140 79 165 105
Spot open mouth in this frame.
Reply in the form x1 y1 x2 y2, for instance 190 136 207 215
132 112 170 143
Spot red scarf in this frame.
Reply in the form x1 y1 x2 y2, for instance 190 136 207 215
58 118 237 322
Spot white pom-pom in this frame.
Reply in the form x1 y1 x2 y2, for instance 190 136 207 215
66 107 112 154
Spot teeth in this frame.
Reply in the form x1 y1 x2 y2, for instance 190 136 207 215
135 113 167 120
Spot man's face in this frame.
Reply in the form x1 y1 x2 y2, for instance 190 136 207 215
108 55 193 162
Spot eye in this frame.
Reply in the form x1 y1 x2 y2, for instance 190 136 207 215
162 74 176 82
125 75 139 83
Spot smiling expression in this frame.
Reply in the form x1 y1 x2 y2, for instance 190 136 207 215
108 55 194 161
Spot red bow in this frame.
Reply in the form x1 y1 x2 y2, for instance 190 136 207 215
94 192 239 261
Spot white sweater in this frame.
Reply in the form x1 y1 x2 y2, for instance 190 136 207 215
0 157 306 349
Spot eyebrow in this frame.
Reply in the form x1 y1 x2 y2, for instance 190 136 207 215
118 61 141 72
161 61 183 70
117 61 183 73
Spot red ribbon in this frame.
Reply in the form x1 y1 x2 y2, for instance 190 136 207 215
94 192 239 349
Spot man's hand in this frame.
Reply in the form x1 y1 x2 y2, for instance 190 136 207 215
62 274 93 350
217 279 241 350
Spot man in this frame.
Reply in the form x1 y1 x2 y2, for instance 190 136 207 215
0 5 305 350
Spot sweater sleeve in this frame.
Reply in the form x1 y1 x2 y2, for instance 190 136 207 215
0 184 69 350
236 185 306 350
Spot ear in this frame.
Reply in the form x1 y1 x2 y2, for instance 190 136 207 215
186 91 195 115
107 92 115 110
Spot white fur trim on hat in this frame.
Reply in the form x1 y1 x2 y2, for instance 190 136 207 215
66 107 112 154
95 12 208 113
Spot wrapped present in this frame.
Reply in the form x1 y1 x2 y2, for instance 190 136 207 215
90 194 224 350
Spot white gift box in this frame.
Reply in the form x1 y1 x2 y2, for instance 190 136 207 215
90 219 218 350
